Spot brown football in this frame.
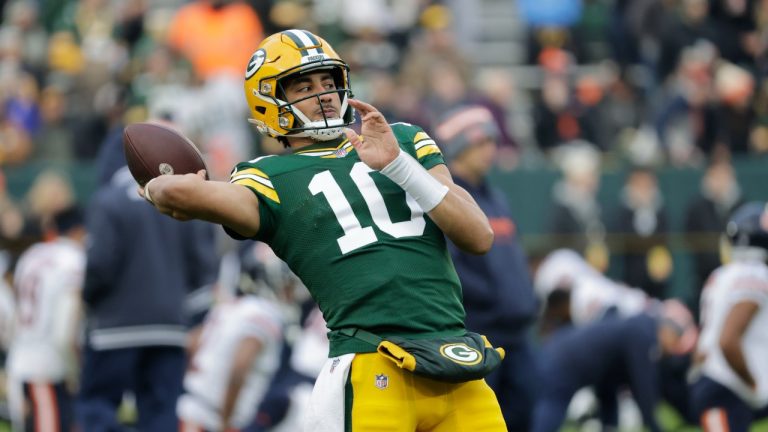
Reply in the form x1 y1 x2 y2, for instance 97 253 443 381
122 122 208 187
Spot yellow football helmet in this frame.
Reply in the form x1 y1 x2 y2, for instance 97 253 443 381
244 29 354 141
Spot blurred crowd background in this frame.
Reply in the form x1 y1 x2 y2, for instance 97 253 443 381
1 0 768 319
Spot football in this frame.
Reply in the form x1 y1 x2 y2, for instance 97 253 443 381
122 122 208 187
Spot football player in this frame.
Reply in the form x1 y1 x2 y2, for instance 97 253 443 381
139 29 506 431
6 206 86 432
690 202 768 431
532 299 698 432
535 248 655 327
177 282 284 431
534 249 697 426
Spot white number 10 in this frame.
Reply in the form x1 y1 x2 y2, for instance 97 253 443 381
308 162 426 254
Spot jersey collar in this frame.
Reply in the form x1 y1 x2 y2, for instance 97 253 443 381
293 137 354 158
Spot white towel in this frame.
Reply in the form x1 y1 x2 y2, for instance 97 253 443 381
304 353 356 432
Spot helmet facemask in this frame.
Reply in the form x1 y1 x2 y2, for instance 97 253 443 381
274 66 354 141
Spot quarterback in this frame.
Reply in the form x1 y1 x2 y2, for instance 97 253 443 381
140 29 506 431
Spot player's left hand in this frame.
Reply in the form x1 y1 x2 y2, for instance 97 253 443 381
345 99 400 171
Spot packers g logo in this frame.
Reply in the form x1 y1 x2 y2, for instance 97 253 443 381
440 343 482 365
245 49 266 79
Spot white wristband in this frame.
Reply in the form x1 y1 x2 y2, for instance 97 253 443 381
379 150 449 212
144 177 157 205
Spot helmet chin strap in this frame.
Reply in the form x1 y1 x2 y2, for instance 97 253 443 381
290 95 351 141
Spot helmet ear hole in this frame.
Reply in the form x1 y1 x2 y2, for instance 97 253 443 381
255 106 266 115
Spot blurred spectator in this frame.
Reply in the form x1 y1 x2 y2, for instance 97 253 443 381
6 205 85 432
600 67 645 155
548 141 608 271
752 76 768 153
398 10 472 103
532 61 607 152
423 60 473 126
684 158 745 316
32 84 76 162
22 169 75 236
708 0 760 67
436 106 540 430
0 170 26 259
166 0 263 82
608 0 678 77
3 72 40 135
657 0 719 83
77 127 219 432
655 42 719 165
2 0 48 82
112 0 148 54
573 73 610 150
0 102 32 165
520 0 586 64
474 68 519 151
338 28 400 72
714 61 757 155
610 167 672 299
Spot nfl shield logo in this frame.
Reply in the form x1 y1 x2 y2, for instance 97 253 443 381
374 374 388 390
335 147 348 158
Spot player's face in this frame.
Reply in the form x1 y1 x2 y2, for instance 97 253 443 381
283 72 342 123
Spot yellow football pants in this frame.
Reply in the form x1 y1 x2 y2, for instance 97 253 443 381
345 352 507 431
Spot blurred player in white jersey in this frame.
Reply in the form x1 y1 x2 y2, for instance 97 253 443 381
6 206 86 431
0 251 15 353
690 202 768 431
178 242 288 432
534 249 695 427
535 248 655 327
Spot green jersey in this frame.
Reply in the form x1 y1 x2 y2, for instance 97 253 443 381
228 123 466 356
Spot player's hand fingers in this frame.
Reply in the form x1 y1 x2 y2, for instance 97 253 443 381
196 169 207 180
348 98 377 116
361 111 386 125
345 128 362 147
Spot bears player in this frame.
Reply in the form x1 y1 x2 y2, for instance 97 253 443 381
532 300 698 432
535 248 655 327
139 29 505 431
6 206 86 432
176 243 286 432
534 249 697 426
690 202 768 431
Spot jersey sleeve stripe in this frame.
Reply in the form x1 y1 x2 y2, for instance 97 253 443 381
231 173 274 189
414 131 430 142
232 178 281 203
414 139 437 150
233 167 271 181
416 144 441 159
